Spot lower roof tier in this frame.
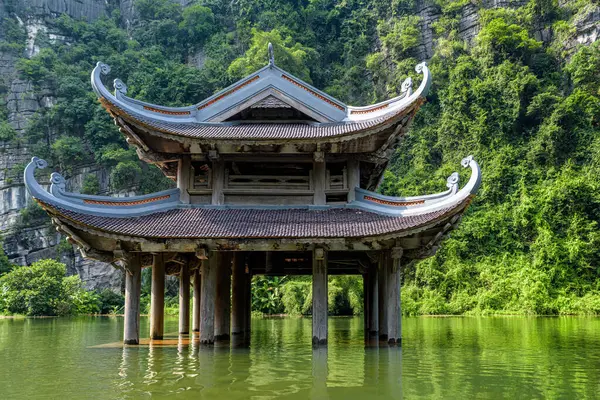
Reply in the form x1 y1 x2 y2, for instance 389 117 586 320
41 201 467 240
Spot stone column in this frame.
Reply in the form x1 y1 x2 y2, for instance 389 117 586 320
150 254 165 340
378 252 389 341
192 267 201 333
123 253 141 345
368 262 379 339
312 247 328 346
179 261 190 335
231 253 246 339
200 251 218 344
215 253 232 341
387 247 403 345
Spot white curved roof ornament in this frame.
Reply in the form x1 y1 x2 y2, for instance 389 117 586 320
351 156 481 216
344 61 431 121
24 157 181 218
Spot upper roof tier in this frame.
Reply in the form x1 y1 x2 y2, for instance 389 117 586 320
91 44 431 146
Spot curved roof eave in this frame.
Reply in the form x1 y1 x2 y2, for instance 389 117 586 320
90 59 431 130
23 156 480 221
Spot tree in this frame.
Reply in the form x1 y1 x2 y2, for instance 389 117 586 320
228 28 316 83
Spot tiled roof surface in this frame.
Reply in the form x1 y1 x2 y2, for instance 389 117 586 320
250 96 292 109
106 99 421 140
49 204 464 239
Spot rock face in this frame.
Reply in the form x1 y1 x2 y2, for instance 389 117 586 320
0 0 598 293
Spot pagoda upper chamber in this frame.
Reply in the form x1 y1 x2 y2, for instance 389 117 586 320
24 44 481 347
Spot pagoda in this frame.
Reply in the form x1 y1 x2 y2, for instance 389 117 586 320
24 44 481 346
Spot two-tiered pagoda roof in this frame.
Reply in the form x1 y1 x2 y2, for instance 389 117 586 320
24 45 481 271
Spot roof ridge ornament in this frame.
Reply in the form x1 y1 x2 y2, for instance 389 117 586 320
401 77 413 96
114 78 127 96
268 42 275 67
446 172 459 194
50 172 66 194
97 62 111 75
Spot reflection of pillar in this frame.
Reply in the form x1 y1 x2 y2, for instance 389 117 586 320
311 347 328 399
200 251 218 344
192 267 201 333
179 261 190 335
231 253 246 342
150 254 165 340
124 253 141 345
378 252 388 341
312 247 328 346
215 253 232 341
368 263 379 339
387 247 403 345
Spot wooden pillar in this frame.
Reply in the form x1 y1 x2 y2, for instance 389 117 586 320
231 253 246 337
347 158 360 202
313 152 326 205
244 268 252 342
177 155 191 204
192 267 201 333
123 253 141 345
378 252 388 341
200 251 218 344
150 254 165 340
368 262 379 338
363 273 369 338
215 253 232 341
387 247 403 345
211 155 224 205
179 262 190 335
312 247 328 346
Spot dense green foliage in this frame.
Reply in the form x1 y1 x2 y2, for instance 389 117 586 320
0 0 598 315
0 260 101 315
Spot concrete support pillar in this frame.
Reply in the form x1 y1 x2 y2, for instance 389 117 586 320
192 267 201 333
387 247 403 345
150 254 165 340
215 253 232 341
368 262 379 338
200 251 218 344
378 252 388 341
231 253 246 338
312 247 328 346
123 253 141 345
179 262 190 335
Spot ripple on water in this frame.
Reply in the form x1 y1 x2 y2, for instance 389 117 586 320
1 316 600 399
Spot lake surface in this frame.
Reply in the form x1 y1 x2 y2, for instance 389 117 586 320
1 316 599 399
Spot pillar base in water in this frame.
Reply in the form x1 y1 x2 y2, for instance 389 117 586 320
150 335 164 341
312 337 327 346
215 334 230 341
379 334 388 341
124 339 139 345
387 338 401 345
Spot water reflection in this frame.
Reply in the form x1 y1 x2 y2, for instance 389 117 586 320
2 316 600 399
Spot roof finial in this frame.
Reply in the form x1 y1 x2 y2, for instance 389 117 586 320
268 42 275 67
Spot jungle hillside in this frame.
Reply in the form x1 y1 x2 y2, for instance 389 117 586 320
0 0 599 315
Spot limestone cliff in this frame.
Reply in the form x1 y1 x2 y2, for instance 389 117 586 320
0 0 598 292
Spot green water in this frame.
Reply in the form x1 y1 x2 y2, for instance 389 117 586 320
1 316 599 399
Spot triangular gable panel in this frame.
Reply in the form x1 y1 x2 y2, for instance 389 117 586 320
196 65 348 123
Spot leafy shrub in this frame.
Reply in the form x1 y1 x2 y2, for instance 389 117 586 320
0 259 100 316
